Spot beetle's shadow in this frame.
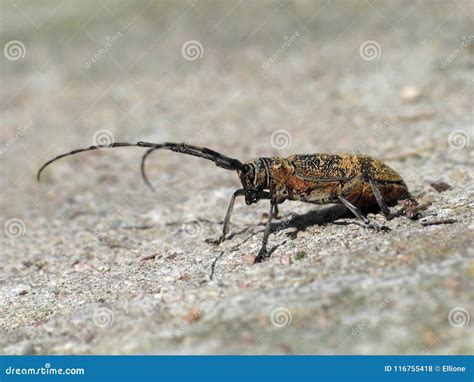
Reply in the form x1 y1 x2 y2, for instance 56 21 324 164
271 204 353 233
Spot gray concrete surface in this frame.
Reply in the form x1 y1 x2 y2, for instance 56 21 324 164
1 0 473 354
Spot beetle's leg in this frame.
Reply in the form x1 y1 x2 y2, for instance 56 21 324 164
367 177 392 220
393 197 420 220
207 188 246 245
272 204 279 219
208 189 271 245
337 196 389 232
254 200 277 263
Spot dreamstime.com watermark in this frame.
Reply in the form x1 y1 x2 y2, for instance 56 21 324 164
3 40 26 61
181 220 204 238
164 120 212 183
448 307 471 328
84 31 123 69
0 120 34 156
82 206 126 248
174 307 202 336
173 120 212 160
92 307 115 328
440 35 473 69
262 31 300 69
181 40 204 61
448 129 470 150
270 129 293 150
4 363 85 376
3 218 26 238
92 129 115 146
352 297 391 336
270 307 293 327
439 220 471 248
354 119 390 155
359 40 381 61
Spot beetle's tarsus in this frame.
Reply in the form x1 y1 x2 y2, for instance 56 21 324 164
206 236 225 246
254 248 269 263
397 198 421 220
365 221 390 232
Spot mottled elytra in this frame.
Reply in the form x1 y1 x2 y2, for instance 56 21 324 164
37 141 418 263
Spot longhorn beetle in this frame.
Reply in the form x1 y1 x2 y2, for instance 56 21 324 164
37 142 418 263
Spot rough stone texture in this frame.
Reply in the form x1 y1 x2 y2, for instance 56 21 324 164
1 1 472 354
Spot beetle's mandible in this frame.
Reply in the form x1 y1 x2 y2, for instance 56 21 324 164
37 141 419 263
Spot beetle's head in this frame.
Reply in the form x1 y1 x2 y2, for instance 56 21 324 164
238 158 269 204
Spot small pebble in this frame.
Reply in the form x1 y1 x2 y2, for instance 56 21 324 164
242 254 256 264
430 181 452 193
74 263 91 271
12 284 31 296
294 251 307 261
400 85 420 102
184 307 201 323
279 254 292 265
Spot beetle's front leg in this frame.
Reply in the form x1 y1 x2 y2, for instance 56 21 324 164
208 189 271 245
207 188 246 245
254 200 277 263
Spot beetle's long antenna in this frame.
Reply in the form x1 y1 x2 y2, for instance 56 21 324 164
37 141 246 183
37 143 136 181
140 148 158 192
139 142 249 191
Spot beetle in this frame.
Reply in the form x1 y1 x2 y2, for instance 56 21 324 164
37 141 418 263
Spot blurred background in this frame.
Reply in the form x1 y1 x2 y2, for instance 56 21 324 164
1 0 472 354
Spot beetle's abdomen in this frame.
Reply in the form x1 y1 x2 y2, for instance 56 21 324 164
349 156 409 207
352 180 409 208
287 153 409 206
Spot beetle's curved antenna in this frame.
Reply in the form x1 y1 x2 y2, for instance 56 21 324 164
138 143 247 192
37 141 246 183
140 147 158 191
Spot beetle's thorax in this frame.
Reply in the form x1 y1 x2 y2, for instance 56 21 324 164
239 157 293 191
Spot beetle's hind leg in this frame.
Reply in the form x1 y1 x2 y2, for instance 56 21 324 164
367 176 420 220
337 196 390 232
367 176 393 220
